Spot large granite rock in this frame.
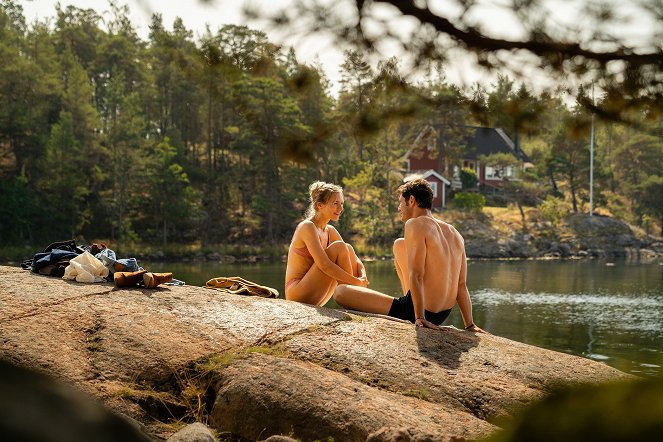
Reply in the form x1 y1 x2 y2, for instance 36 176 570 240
566 214 642 257
0 266 631 441
458 213 656 259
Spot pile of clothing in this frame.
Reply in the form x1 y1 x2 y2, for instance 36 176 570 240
21 240 183 288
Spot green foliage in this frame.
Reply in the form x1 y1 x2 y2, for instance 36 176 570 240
453 192 486 211
342 162 402 244
538 196 568 226
144 138 201 245
638 175 663 235
545 118 592 213
486 377 663 442
35 111 92 239
0 172 37 244
460 167 478 189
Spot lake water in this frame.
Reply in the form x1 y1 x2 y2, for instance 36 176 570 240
144 258 663 378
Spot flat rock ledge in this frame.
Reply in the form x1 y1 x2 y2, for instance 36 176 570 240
0 266 631 441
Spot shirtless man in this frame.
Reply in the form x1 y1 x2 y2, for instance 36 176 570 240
333 178 485 331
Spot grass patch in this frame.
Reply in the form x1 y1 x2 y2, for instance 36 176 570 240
403 388 430 400
245 342 290 358
194 343 291 376
348 314 370 322
121 345 295 424
195 351 241 374
114 383 187 421
86 335 103 352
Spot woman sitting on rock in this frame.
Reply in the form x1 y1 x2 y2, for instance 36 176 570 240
285 181 368 305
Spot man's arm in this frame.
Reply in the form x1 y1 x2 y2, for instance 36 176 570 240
455 240 486 333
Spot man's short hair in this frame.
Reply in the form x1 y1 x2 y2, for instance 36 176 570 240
398 178 433 209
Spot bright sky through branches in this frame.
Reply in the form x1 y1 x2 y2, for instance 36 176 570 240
19 0 352 94
17 0 660 98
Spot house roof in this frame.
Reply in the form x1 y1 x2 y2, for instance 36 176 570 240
462 126 531 162
402 125 531 164
404 169 451 185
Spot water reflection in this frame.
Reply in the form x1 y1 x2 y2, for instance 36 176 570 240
145 258 663 377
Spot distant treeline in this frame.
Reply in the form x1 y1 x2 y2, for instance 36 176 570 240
0 1 661 247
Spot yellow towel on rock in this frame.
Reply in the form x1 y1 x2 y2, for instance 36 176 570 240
205 276 279 298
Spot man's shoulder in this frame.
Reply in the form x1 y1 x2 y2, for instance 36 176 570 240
433 218 464 241
404 216 431 230
442 220 462 235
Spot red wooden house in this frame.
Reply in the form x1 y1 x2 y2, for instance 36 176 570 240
403 125 531 200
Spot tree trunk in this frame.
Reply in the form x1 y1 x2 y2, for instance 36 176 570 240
569 174 578 213
517 201 527 231
548 172 559 194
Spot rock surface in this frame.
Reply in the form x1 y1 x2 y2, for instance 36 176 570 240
0 265 631 441
458 213 661 259
166 423 216 442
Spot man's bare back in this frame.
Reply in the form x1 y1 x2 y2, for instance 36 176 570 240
404 216 466 313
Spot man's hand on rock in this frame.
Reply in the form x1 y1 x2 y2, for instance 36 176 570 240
415 317 440 330
466 324 488 334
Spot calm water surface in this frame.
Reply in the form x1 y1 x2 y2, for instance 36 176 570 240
145 258 663 377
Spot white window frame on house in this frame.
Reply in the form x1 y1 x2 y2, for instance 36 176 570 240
485 166 499 179
485 165 516 180
429 181 438 198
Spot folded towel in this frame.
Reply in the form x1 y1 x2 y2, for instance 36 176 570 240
205 276 279 298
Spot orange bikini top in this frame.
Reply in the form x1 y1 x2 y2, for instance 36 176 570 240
291 232 330 260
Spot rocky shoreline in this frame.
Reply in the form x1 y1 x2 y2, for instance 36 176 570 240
0 265 634 441
462 214 663 260
137 214 663 264
2 214 660 267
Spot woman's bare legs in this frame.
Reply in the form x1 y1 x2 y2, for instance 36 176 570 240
286 241 358 306
333 237 405 314
345 243 363 276
333 284 394 314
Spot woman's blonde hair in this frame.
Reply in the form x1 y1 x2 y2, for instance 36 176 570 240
306 181 342 219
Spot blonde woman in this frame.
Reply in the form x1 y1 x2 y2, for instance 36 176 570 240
285 181 368 306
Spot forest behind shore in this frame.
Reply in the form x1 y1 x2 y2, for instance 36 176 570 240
1 1 662 253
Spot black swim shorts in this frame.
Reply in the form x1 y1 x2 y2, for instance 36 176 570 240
387 291 452 325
